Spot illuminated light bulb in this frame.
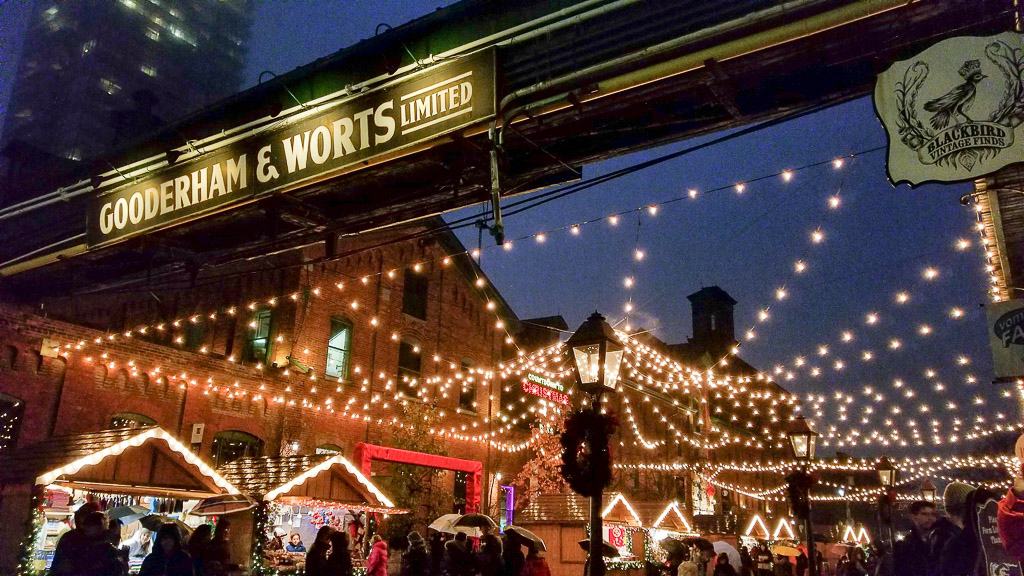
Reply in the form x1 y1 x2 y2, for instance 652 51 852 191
889 339 902 350
495 320 505 329
956 238 971 251
862 351 874 361
442 256 451 266
475 278 486 287
688 188 698 199
758 309 770 322
895 291 910 304
841 331 854 342
609 215 620 226
360 276 369 285
503 241 513 251
647 205 659 215
570 224 581 235
745 330 756 341
834 360 845 370
535 233 546 243
865 313 879 325
794 260 807 273
775 287 787 300
413 263 423 273
925 369 936 378
957 355 970 366
923 267 939 280
370 317 379 326
817 345 829 356
735 183 746 194
624 302 634 313
351 301 359 310
918 324 932 336
624 277 635 288
828 195 841 209
833 157 845 169
781 170 793 182
486 301 496 311
811 229 825 244
505 336 514 345
950 307 964 319
634 249 645 261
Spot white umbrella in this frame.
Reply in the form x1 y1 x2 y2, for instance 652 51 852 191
713 541 741 570
428 514 482 538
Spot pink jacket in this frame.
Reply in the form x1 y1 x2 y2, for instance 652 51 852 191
367 540 389 576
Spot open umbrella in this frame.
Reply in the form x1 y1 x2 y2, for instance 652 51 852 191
139 515 192 537
659 538 686 556
428 514 462 534
712 541 741 570
682 537 714 552
107 505 149 525
454 513 498 530
771 544 801 557
504 526 546 551
190 494 255 516
578 538 620 557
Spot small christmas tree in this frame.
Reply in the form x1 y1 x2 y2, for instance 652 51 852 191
512 419 567 507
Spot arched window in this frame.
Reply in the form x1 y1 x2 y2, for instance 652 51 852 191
110 412 156 429
315 443 343 455
0 392 24 453
212 430 263 466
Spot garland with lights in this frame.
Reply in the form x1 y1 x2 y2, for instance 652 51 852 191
16 489 45 576
561 408 618 497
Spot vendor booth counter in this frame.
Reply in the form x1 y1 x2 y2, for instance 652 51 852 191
0 426 238 575
218 453 404 574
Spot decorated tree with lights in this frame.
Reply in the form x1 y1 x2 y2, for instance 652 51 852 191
378 401 453 536
513 418 568 507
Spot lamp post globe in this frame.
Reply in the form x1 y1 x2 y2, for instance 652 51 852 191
921 479 937 502
875 456 897 488
787 415 819 462
566 312 624 394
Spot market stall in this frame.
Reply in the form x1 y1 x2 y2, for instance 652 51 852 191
218 453 403 574
0 426 238 575
646 500 701 566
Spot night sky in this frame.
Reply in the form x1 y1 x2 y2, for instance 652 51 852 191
0 1 1000 450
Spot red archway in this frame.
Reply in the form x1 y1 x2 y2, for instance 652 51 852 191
353 443 482 512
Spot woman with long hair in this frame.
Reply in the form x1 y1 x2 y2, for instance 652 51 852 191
326 530 355 576
304 526 335 576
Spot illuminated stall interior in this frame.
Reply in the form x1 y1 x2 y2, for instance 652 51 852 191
0 427 237 574
218 454 402 573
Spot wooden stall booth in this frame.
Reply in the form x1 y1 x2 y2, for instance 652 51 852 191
218 453 404 574
0 426 238 575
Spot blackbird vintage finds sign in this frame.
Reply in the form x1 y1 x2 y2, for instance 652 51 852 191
87 49 496 246
874 32 1024 186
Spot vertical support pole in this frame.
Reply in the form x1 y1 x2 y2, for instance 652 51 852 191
804 468 818 576
488 127 505 246
589 392 605 576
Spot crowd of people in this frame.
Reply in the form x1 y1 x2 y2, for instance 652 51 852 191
49 503 239 576
358 528 551 576
735 543 815 576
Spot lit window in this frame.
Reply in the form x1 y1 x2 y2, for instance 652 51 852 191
81 40 95 54
65 149 81 161
316 444 343 455
118 0 138 10
110 412 155 429
140 64 157 77
326 318 352 380
43 6 58 18
212 430 263 467
244 309 272 364
146 28 160 41
100 78 121 95
397 341 421 397
0 393 24 454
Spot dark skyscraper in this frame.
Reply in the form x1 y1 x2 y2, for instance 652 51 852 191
1 0 253 167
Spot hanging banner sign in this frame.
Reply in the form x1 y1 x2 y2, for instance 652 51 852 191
87 49 496 246
987 299 1024 379
521 372 570 405
874 32 1024 186
976 498 1023 576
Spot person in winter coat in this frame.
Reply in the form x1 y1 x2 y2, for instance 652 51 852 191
52 510 127 576
303 526 335 576
475 534 503 576
773 555 793 576
325 530 355 576
445 532 472 576
140 523 194 576
501 534 525 576
894 500 959 576
51 502 102 575
521 546 551 576
185 524 213 576
939 484 996 576
998 476 1024 562
200 517 240 576
367 534 390 576
713 552 738 576
402 531 430 576
794 551 807 576
739 546 753 576
429 532 446 576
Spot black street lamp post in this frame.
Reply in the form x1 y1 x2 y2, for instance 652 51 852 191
786 416 819 576
921 478 937 503
566 312 624 576
875 456 898 576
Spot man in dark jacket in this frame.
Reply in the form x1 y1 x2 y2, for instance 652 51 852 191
402 531 430 576
894 500 959 576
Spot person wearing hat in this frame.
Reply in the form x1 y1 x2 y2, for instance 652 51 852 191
267 527 287 551
894 496 959 576
938 482 992 576
401 531 429 576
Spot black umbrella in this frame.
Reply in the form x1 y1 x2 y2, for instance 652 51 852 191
659 538 686 555
578 538 620 557
682 537 714 552
504 526 546 551
139 515 192 536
